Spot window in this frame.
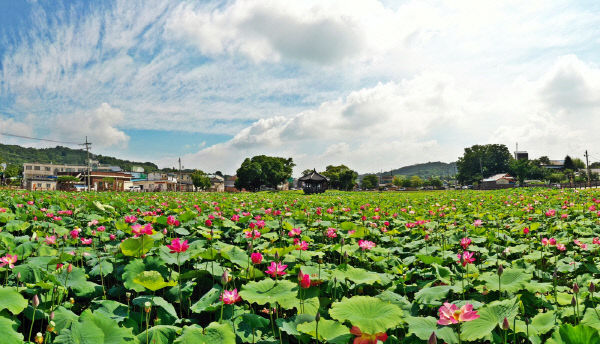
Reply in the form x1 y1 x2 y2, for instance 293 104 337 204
45 167 51 171
26 166 32 170
37 183 42 187
34 166 40 171
46 184 51 188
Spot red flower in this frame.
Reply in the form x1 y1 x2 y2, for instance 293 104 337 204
251 252 263 264
298 270 311 289
350 326 388 344
166 238 189 253
220 289 241 304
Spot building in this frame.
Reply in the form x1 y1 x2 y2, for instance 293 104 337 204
224 175 239 192
23 163 87 182
132 179 177 192
542 160 565 170
298 169 329 194
58 171 132 191
208 175 225 192
25 177 57 191
514 151 529 160
481 173 515 186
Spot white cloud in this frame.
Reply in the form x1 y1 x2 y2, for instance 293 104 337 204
53 103 129 148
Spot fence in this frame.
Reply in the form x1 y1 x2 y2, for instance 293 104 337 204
474 180 600 190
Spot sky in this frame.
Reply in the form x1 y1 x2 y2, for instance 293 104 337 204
1 0 600 175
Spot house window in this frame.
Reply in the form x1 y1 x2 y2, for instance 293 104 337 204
45 167 51 171
26 166 32 170
46 184 51 188
37 183 42 187
34 166 40 171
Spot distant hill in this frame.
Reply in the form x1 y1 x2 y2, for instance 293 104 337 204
0 144 158 172
364 161 457 179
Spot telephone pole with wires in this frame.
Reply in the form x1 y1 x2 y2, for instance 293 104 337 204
585 150 590 186
80 137 92 191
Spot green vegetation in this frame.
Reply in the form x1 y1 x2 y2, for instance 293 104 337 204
191 170 211 190
235 155 294 191
321 165 358 191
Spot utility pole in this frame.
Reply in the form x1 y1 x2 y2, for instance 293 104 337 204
81 137 92 191
479 156 483 178
585 150 590 186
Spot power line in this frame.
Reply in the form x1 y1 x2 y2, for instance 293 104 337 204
0 132 82 145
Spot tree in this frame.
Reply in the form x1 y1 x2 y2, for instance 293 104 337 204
392 175 405 187
321 165 358 191
572 158 586 170
215 171 223 177
538 156 551 165
235 155 294 191
456 144 512 184
509 159 533 185
191 170 211 190
361 175 379 189
429 177 443 188
301 169 314 177
410 175 423 187
563 156 575 170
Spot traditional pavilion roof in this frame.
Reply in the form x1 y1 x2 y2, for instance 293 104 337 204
298 169 328 182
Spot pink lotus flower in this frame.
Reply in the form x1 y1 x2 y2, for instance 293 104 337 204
27 201 34 205
265 261 287 277
132 223 153 237
244 230 261 239
437 302 480 325
358 240 376 250
0 254 18 269
109 234 116 240
541 237 549 246
460 237 471 250
70 229 80 239
556 243 566 251
45 236 57 245
326 227 337 238
549 238 556 246
473 219 483 227
545 209 556 217
124 215 137 223
96 226 105 232
251 252 263 264
561 214 568 219
350 326 388 344
593 237 600 245
523 227 529 235
88 219 99 226
80 238 92 245
295 240 308 251
220 289 241 304
288 228 302 237
166 238 189 253
230 214 240 222
167 215 180 226
457 251 475 266
204 219 212 227
298 271 311 289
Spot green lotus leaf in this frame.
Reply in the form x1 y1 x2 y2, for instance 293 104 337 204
0 316 24 344
120 235 154 257
191 285 222 314
133 270 177 292
175 322 235 344
0 287 27 315
296 319 351 343
239 278 298 309
478 268 531 293
405 316 458 344
547 324 600 344
136 325 180 344
461 297 519 341
414 285 458 306
55 310 137 344
329 296 403 334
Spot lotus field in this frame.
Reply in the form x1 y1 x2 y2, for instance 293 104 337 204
3 189 600 343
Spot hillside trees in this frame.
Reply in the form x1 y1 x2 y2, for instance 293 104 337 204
456 144 512 184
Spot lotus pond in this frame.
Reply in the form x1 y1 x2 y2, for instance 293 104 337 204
1 188 600 343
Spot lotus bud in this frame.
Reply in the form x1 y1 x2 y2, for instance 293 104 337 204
571 296 576 306
428 332 437 344
553 270 558 280
573 283 579 294
274 251 279 261
221 270 230 285
67 263 73 273
32 295 40 308
315 312 320 322
502 317 509 330
341 238 345 246
344 251 348 261
524 317 529 325
50 311 55 320
144 301 152 313
17 272 21 280
590 282 596 293
497 264 504 276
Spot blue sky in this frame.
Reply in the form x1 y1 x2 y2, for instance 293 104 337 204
1 0 600 174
